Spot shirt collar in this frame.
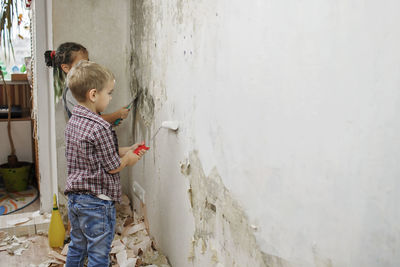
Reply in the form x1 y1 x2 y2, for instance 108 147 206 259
72 105 111 129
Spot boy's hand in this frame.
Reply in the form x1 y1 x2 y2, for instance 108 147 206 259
125 150 141 166
131 141 149 155
108 149 144 174
130 141 145 151
136 148 147 157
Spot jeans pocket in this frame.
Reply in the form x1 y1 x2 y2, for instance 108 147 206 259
79 205 106 238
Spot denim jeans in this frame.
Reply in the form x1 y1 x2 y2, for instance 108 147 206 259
66 193 116 267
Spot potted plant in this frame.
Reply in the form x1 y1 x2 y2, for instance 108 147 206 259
1 0 18 61
0 69 31 192
0 0 31 192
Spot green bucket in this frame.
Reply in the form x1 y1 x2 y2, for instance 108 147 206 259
0 162 31 192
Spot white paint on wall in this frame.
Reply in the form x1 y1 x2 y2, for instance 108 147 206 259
130 1 400 266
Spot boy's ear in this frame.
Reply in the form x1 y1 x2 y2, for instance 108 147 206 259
88 88 97 102
60 63 70 74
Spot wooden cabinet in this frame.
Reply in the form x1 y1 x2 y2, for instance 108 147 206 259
0 81 32 121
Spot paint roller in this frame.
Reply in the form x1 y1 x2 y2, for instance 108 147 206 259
134 121 180 154
151 120 180 140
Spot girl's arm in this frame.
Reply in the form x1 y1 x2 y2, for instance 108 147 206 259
101 107 130 125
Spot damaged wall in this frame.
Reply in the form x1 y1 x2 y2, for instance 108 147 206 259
130 1 400 267
52 0 134 206
49 0 400 266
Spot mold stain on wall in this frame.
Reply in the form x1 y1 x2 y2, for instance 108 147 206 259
130 0 164 130
181 151 292 267
129 51 155 129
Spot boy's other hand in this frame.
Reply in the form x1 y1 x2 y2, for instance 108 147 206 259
125 150 141 165
108 149 142 174
136 148 146 157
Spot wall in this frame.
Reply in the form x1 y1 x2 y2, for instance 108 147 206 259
32 0 56 212
130 1 400 267
0 121 32 163
52 0 133 206
49 1 400 266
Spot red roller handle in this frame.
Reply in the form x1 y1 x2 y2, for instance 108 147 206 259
134 144 150 155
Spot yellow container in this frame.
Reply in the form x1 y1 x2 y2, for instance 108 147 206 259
48 194 66 248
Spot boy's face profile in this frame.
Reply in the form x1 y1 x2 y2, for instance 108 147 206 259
95 79 115 113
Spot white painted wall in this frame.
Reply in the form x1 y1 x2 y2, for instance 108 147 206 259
130 1 400 267
52 0 133 206
32 0 57 212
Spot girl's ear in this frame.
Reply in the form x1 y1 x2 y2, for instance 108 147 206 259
60 63 71 74
88 88 97 102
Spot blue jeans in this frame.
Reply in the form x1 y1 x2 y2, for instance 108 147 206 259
66 193 116 267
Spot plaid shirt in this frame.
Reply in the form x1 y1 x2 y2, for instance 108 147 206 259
64 105 122 202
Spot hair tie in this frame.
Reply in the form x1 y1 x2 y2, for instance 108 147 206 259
50 51 56 59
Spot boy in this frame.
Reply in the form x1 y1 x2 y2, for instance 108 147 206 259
64 60 145 267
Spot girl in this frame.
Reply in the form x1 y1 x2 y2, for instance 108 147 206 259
45 42 129 124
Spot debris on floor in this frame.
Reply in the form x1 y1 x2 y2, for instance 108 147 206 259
110 194 171 267
0 232 32 255
2 194 171 267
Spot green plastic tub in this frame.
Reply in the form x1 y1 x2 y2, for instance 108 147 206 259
0 162 31 192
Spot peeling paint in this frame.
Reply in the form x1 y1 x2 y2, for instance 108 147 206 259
181 151 291 267
187 187 193 209
263 253 293 267
137 87 155 127
175 0 186 24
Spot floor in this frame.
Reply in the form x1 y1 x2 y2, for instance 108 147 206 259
0 235 53 266
0 200 54 267
0 194 171 267
13 197 40 214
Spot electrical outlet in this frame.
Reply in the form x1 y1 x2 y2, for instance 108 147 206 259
133 181 145 204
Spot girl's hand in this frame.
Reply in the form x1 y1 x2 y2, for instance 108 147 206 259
119 107 130 119
114 119 122 126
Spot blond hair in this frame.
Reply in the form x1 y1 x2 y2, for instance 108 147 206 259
66 60 115 102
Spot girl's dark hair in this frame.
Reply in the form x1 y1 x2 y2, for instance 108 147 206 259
45 42 87 69
44 42 87 100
